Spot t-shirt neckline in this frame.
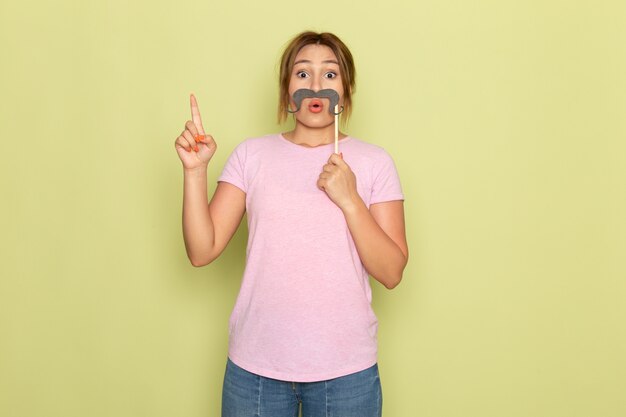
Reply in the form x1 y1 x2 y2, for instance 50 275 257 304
277 133 353 150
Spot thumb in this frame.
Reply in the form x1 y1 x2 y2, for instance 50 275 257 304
329 152 346 166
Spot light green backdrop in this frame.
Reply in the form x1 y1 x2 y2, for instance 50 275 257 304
1 1 624 416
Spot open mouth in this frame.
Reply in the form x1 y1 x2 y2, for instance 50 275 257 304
308 99 324 113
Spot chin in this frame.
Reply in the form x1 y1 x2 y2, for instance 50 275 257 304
295 116 334 129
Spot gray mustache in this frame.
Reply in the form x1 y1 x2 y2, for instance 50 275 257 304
287 89 344 115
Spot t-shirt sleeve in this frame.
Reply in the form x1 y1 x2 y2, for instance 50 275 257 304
370 149 404 204
217 141 247 193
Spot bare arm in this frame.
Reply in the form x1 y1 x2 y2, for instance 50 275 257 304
182 170 246 267
175 94 246 267
317 153 408 289
342 200 408 289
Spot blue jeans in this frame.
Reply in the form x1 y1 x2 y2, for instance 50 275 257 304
221 357 383 417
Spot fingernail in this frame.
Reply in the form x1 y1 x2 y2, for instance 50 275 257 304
194 135 202 143
194 145 199 152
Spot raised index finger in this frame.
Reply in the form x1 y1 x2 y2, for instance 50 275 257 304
190 93 206 135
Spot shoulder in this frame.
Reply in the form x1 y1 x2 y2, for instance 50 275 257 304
344 136 397 165
344 137 402 185
226 133 281 159
231 133 281 153
240 133 281 147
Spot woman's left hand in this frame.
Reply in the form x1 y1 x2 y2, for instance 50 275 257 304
317 153 361 211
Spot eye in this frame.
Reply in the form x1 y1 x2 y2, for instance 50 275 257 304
324 72 337 79
296 71 309 79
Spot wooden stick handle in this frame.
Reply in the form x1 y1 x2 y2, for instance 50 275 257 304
334 105 339 154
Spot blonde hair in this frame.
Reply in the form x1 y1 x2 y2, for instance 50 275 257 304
278 31 356 124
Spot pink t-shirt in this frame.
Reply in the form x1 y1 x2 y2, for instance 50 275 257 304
217 133 404 382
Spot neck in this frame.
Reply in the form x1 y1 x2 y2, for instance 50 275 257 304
283 122 346 147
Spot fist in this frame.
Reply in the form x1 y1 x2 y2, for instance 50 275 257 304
317 153 360 210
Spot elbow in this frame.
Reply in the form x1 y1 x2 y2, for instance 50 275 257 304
374 268 403 290
190 258 208 267
383 254 408 290
384 273 403 290
188 253 216 267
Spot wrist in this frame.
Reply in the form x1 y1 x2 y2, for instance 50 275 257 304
184 166 208 177
340 192 366 216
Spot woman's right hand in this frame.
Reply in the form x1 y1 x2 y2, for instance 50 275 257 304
174 94 217 170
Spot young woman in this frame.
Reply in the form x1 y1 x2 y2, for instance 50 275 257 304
174 31 408 417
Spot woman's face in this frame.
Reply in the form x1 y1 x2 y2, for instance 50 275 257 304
288 44 344 128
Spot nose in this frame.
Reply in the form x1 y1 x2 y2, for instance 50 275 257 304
310 76 321 92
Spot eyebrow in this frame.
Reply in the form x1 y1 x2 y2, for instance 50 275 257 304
294 59 339 65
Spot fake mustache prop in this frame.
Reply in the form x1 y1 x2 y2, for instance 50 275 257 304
287 89 344 115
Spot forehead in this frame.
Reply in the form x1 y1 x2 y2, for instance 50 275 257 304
294 44 338 63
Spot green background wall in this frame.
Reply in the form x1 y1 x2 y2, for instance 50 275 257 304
1 1 624 416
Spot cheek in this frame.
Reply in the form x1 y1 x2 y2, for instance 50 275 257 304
289 75 306 88
287 83 301 100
